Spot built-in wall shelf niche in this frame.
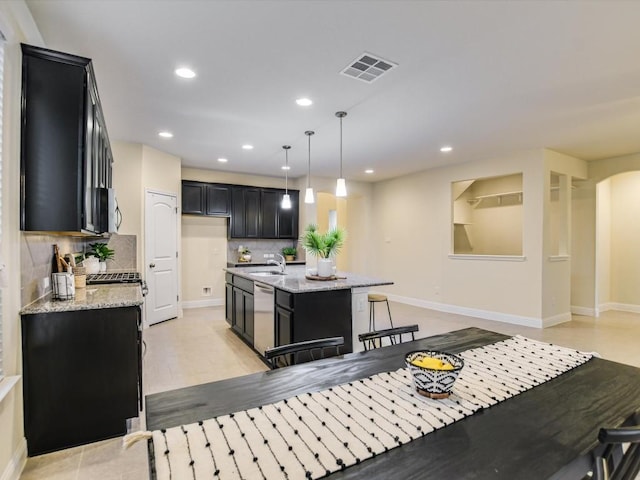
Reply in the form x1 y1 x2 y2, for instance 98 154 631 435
452 173 523 256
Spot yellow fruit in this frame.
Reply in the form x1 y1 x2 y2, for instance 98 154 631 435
411 357 454 370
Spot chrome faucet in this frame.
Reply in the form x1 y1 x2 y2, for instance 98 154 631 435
267 253 286 273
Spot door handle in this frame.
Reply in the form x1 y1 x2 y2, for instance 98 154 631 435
149 263 156 269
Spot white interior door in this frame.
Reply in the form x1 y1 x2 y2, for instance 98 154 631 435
145 190 178 325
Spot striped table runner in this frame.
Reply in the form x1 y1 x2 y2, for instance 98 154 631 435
149 336 593 480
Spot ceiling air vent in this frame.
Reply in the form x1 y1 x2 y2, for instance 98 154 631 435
340 53 397 83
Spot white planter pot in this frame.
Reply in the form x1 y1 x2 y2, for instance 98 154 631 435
99 261 107 272
317 258 334 277
83 257 100 274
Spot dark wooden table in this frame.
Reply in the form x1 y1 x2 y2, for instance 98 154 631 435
146 327 640 479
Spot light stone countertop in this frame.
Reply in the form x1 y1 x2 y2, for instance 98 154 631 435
20 284 144 315
225 265 393 293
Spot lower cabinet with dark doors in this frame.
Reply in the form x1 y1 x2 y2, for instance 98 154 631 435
225 273 254 344
21 306 142 456
274 288 352 364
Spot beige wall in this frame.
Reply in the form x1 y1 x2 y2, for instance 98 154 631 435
609 171 640 306
371 148 587 326
596 179 611 308
0 2 43 478
571 179 597 312
112 142 143 271
181 216 228 304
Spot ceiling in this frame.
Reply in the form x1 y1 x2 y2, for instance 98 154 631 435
25 1 640 183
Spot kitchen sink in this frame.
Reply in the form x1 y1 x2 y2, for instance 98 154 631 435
249 271 287 276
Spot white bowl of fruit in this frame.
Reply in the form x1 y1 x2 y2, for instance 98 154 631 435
405 350 465 399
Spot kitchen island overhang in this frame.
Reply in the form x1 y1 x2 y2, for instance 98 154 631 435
224 265 393 358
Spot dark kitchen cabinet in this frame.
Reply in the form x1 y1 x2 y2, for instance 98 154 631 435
225 275 234 326
274 288 352 364
20 44 113 234
277 190 299 239
182 181 206 215
260 189 279 238
182 181 231 217
231 187 261 238
275 305 293 347
183 181 298 238
226 274 254 344
206 184 231 216
230 186 299 239
21 306 142 456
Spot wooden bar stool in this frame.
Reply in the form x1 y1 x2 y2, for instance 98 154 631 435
368 293 394 331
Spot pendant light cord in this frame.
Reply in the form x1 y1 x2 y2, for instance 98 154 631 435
339 115 343 177
307 133 312 187
285 148 289 194
335 111 347 178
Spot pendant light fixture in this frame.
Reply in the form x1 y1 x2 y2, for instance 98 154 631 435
335 111 347 197
281 145 292 209
304 130 315 204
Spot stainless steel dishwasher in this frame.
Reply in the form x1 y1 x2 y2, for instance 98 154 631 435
253 282 275 355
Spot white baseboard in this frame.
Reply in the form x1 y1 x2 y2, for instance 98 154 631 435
542 312 572 328
608 302 640 314
182 298 224 309
571 305 597 317
0 437 26 480
384 293 546 328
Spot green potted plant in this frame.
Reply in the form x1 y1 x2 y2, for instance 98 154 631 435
300 224 346 277
87 242 115 272
281 246 298 262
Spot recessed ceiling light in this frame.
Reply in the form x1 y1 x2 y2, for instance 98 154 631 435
158 131 173 138
296 98 313 106
365 169 374 174
440 146 453 152
281 165 291 170
242 144 254 150
175 67 196 79
218 158 228 163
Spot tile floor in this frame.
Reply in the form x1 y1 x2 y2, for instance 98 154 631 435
19 304 640 479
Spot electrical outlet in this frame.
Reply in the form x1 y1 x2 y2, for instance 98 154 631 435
202 286 212 297
43 277 50 289
263 254 268 258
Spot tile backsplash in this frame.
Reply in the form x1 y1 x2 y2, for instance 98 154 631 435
227 239 304 264
21 233 137 307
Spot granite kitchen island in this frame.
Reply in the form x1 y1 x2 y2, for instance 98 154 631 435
224 265 393 359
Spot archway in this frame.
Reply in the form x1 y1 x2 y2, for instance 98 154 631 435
594 170 640 315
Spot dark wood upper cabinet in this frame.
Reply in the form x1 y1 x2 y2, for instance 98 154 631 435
231 186 261 238
181 181 206 215
182 180 298 239
20 44 112 234
230 186 299 239
260 189 279 238
182 181 231 217
277 190 299 239
205 184 231 216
